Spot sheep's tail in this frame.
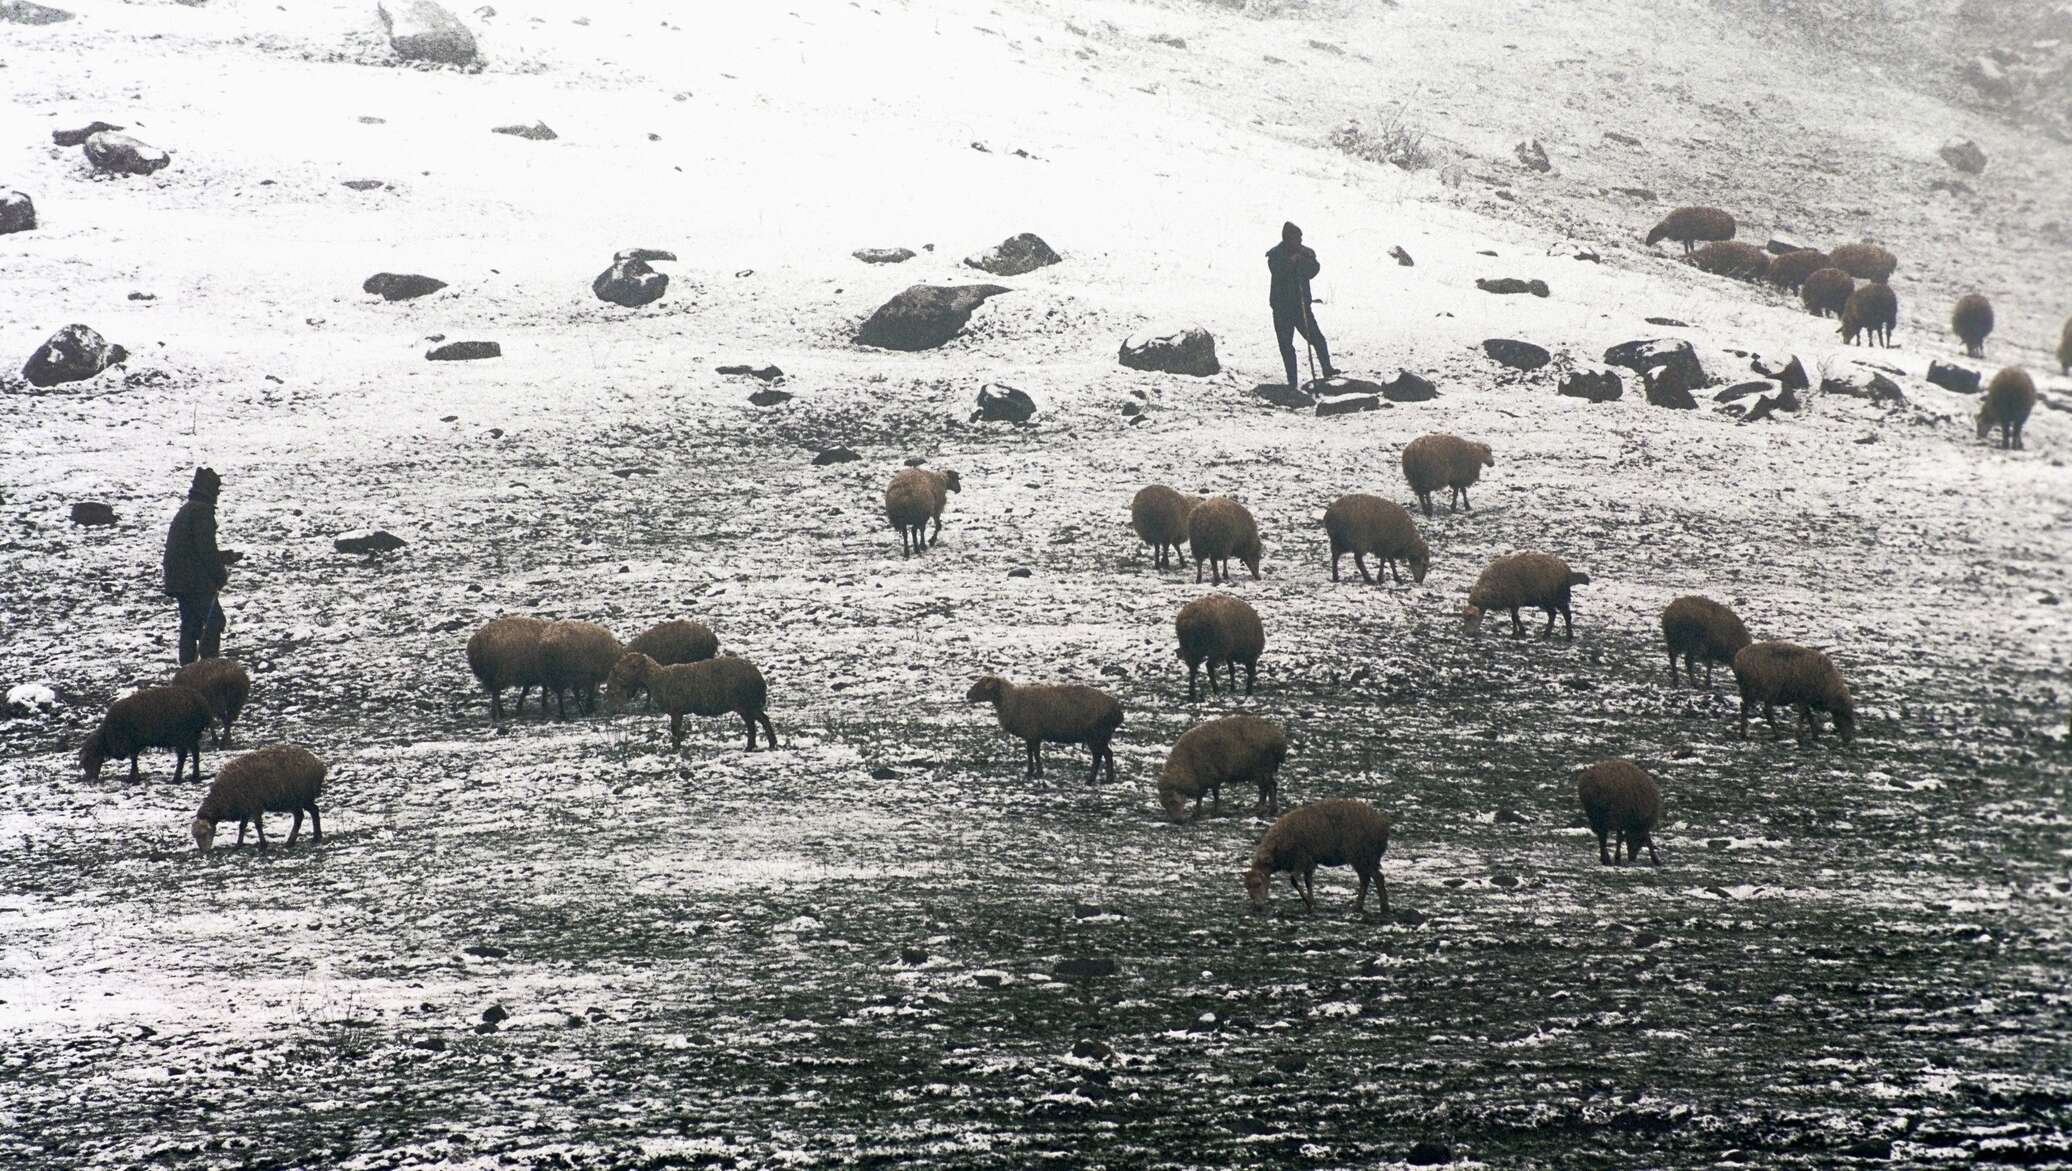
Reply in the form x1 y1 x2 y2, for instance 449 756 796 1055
1568 572 1592 587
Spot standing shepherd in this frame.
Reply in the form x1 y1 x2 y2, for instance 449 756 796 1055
163 466 228 665
1267 220 1337 389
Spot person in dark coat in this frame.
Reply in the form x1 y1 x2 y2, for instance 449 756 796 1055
163 466 228 665
1267 220 1336 389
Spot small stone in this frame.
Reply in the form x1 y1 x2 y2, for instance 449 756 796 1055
1007 567 1032 578
716 364 784 382
609 466 657 478
52 121 122 147
491 121 557 141
1482 339 1551 371
592 254 667 307
127 291 155 301
1632 932 1663 948
1475 277 1549 297
1313 385 1382 417
1254 382 1313 409
363 272 447 301
899 945 927 964
852 247 915 265
747 388 792 407
1513 138 1550 172
1713 381 1772 403
812 447 860 466
1407 1140 1453 1165
1558 367 1623 403
1054 957 1118 979
1380 370 1438 402
1752 354 1809 390
1389 245 1414 266
480 1004 508 1023
972 383 1037 424
70 502 117 526
462 944 507 958
1964 56 2012 99
472 1021 498 1034
1494 806 1528 825
1071 1038 1113 1061
83 132 171 176
1644 316 1688 327
1644 366 1699 410
1926 361 1982 394
0 190 37 235
872 767 900 781
342 179 387 191
426 340 500 361
964 232 1060 276
334 530 406 555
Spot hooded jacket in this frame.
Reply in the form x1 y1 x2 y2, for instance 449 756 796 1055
163 469 227 597
1266 224 1321 311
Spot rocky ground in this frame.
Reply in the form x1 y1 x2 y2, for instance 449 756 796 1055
2 0 2068 1168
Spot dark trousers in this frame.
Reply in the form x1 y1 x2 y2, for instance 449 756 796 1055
175 592 225 664
1273 301 1332 388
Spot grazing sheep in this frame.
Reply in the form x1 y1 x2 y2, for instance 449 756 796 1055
1175 593 1265 700
614 620 719 708
1243 799 1392 914
171 657 250 746
1159 714 1286 822
467 615 547 721
1764 249 1831 293
1659 595 1752 687
1644 206 1736 254
1801 267 1855 319
1575 759 1662 866
1828 242 1898 283
1187 496 1261 584
1689 241 1771 281
1131 484 1201 571
80 686 212 783
2060 316 2071 376
1976 367 2036 450
885 467 961 557
1732 640 1855 744
1462 552 1590 639
609 653 776 750
964 675 1123 784
1401 433 1494 518
1840 282 1898 347
1323 494 1429 585
191 744 325 852
540 620 622 719
1951 293 1994 358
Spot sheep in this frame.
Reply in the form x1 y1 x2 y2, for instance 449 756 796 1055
79 686 211 783
1131 484 1201 571
1801 267 1855 318
609 652 776 750
171 657 250 746
1175 593 1264 700
1659 595 1752 687
1644 206 1736 254
466 615 547 721
1689 241 1771 281
964 675 1123 784
885 467 961 557
1951 293 1994 358
1159 714 1286 823
1828 242 1898 283
1462 552 1590 639
1187 496 1261 584
1575 759 1662 866
1401 433 1493 518
1323 493 1428 586
1731 640 1855 744
1242 799 1392 914
2060 316 2071 376
539 620 622 719
1975 366 2036 450
614 620 719 708
1764 249 1831 293
191 744 325 852
1840 282 1898 347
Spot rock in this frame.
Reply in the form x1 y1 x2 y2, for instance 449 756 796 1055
1476 277 1549 297
1513 138 1550 172
69 502 116 526
812 447 860 466
592 254 667 307
1389 245 1414 266
1494 805 1529 825
334 530 406 555
899 946 927 965
491 121 556 141
1118 325 1219 376
52 121 122 147
83 132 171 176
480 1004 508 1024
1965 56 2013 99
1253 382 1313 410
1752 354 1809 390
1713 381 1772 403
747 389 792 407
426 340 500 361
378 0 478 65
342 178 387 191
1314 386 1381 417
1007 567 1032 578
1482 339 1551 371
1644 366 1699 410
1071 1038 1113 1061
0 190 34 235
1929 178 1973 197
717 364 784 382
1764 238 1804 256
853 247 915 265
855 284 1010 351
362 272 447 301
1381 370 1438 402
462 944 507 958
22 324 127 388
1604 338 1706 391
0 0 71 23
1558 367 1624 403
1821 368 1905 405
964 232 1060 277
1148 31 1186 48
1926 361 1982 394
1938 138 1987 174
972 383 1037 424
4 683 61 717
1054 957 1118 979
1644 316 1688 327
1407 1140 1453 1165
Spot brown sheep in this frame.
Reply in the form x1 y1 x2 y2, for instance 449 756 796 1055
1828 242 1898 283
191 744 325 852
1951 293 1994 359
1576 759 1662 866
1131 484 1201 571
171 657 250 746
1463 552 1590 639
885 467 961 557
965 675 1123 784
540 620 622 719
1159 714 1286 822
1175 593 1264 700
1764 249 1831 293
1644 206 1736 254
1801 267 1855 319
1976 367 2036 450
1732 641 1855 744
1659 595 1752 687
466 615 547 721
615 620 720 709
1187 496 1261 584
609 653 776 750
80 686 211 783
1243 799 1392 914
1323 494 1429 585
1401 433 1493 518
1689 241 1771 281
1840 282 1898 347
2060 316 2071 376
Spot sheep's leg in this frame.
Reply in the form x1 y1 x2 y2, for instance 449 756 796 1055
742 711 759 751
1416 491 1432 518
1187 662 1200 701
1286 873 1304 905
758 713 778 750
929 514 942 548
1666 650 1680 686
1763 701 1780 739
1243 660 1256 696
1329 547 1341 582
308 805 322 842
1353 552 1374 585
1205 660 1221 695
1643 835 1659 866
1103 743 1116 784
1356 868 1371 914
1702 659 1714 687
1026 739 1042 780
1386 558 1402 586
253 815 268 851
1540 608 1556 639
1300 868 1318 912
1374 869 1388 915
173 747 188 784
1461 485 1472 512
237 820 248 846
1738 698 1753 739
1508 608 1525 637
1596 829 1612 865
1801 703 1821 742
1084 744 1102 786
1195 557 1204 584
1561 604 1574 640
1225 661 1238 694
288 809 304 845
129 755 141 783
489 688 504 722
670 713 685 750
1613 830 1628 865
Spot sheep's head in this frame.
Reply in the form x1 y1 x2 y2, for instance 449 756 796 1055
1475 444 1494 468
191 818 216 853
1242 864 1270 909
1461 603 1487 634
1975 408 1993 440
603 652 652 713
78 734 108 782
964 674 1007 705
1407 549 1431 584
1239 534 1263 578
940 470 962 494
1830 693 1857 744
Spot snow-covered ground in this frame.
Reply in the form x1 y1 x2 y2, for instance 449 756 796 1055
2 0 2068 1167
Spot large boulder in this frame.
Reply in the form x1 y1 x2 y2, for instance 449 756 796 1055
856 284 1010 351
1938 137 1987 175
52 121 121 147
964 232 1060 277
1604 338 1706 392
83 131 170 176
1751 353 1809 390
592 254 667 307
1558 367 1623 403
334 529 407 555
971 383 1037 424
1380 370 1438 402
1482 339 1550 371
363 272 447 301
377 0 477 65
1118 325 1218 376
70 502 116 526
1644 366 1699 409
1926 361 1982 395
1253 382 1313 410
0 1 72 23
426 340 500 361
1821 365 1905 405
0 190 33 235
23 324 126 388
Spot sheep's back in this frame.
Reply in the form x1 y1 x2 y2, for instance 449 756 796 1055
1691 241 1770 280
1576 759 1662 833
1161 715 1285 802
201 744 326 820
541 621 622 689
654 656 767 718
1176 594 1264 661
1842 283 1898 331
1732 641 1846 707
1660 595 1751 660
468 617 547 689
629 620 719 666
1468 552 1573 610
1131 485 1199 547
1982 368 2037 425
1401 434 1487 491
1830 242 1898 283
1253 799 1391 872
1765 249 1830 289
102 687 212 753
1324 494 1423 558
1802 268 1855 314
1650 206 1735 244
885 470 936 527
999 684 1123 741
1951 294 1994 343
1187 497 1257 559
172 658 251 720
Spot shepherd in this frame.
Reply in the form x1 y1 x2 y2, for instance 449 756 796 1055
163 466 228 665
1267 220 1336 389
